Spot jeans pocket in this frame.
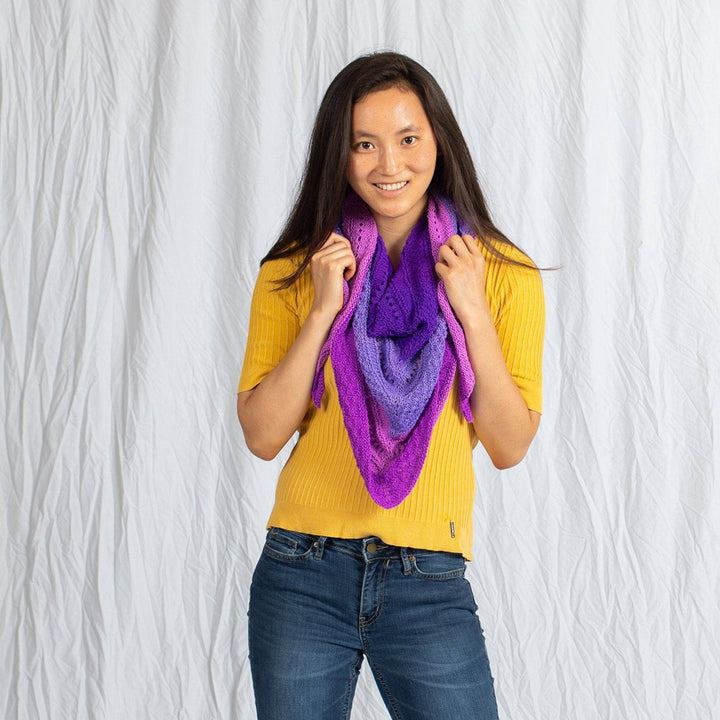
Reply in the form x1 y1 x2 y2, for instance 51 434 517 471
262 527 316 561
408 550 466 580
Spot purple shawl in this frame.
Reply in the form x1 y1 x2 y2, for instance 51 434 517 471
312 191 475 508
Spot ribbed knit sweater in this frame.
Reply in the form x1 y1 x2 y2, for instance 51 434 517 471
238 242 544 559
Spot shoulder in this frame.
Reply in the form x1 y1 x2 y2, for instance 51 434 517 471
479 238 544 313
257 252 306 283
252 252 313 319
253 252 313 297
481 239 541 282
479 238 536 267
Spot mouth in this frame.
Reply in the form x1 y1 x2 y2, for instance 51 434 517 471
373 181 409 191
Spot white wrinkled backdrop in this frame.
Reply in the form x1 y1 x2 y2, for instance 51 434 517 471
2 1 719 718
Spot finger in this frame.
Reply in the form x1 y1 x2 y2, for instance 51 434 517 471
438 235 466 263
434 259 449 278
437 241 466 266
343 258 356 281
444 233 462 250
461 234 479 253
312 241 356 282
449 233 478 258
336 245 356 280
317 233 353 258
313 244 352 267
436 244 455 266
327 232 351 248
316 234 343 255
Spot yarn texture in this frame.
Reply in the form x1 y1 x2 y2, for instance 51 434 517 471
312 191 475 508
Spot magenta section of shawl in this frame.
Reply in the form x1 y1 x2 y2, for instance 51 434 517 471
312 191 375 403
334 321 458 509
426 195 474 419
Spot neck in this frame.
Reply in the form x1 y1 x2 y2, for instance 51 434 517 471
374 203 428 268
378 225 409 268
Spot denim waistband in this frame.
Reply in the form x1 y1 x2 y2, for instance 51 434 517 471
269 527 461 568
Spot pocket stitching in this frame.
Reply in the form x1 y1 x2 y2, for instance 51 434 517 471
262 530 314 561
409 553 466 580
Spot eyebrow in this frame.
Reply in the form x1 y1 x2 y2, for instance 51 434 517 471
351 125 423 139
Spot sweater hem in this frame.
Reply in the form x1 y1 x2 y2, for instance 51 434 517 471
267 501 474 561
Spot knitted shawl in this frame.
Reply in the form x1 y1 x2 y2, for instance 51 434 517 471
312 190 475 508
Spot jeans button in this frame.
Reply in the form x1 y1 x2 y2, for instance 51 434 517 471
366 542 378 554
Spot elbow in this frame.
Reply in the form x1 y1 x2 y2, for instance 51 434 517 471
246 439 281 462
238 423 283 461
236 394 283 461
489 446 529 470
479 410 541 470
484 431 536 470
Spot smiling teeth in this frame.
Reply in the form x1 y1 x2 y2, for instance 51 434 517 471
375 181 408 191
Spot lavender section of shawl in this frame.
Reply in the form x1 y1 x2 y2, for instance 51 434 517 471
353 270 448 437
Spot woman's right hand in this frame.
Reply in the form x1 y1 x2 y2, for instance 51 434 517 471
309 233 356 320
237 233 356 460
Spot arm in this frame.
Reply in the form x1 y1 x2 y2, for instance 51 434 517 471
436 234 542 468
237 234 356 460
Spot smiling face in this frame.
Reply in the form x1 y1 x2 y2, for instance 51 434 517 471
346 86 437 244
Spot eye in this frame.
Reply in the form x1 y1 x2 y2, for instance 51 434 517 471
355 141 374 151
401 136 418 145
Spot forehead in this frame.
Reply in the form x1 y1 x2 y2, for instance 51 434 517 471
351 87 430 134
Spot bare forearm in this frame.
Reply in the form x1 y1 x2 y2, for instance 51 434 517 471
462 312 540 468
436 234 540 468
237 310 333 459
238 234 357 460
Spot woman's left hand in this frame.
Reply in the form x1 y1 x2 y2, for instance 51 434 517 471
435 234 490 326
436 233 540 469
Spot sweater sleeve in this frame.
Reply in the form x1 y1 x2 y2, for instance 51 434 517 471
237 257 310 393
484 249 545 413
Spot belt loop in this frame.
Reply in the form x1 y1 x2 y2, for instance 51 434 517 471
400 547 412 575
313 536 326 559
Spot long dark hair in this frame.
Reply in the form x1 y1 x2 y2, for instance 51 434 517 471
263 51 533 285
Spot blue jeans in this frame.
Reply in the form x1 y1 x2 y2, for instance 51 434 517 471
248 529 499 720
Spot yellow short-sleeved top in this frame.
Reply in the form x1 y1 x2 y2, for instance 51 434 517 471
239 243 544 559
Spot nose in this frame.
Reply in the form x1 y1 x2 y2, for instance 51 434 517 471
378 145 400 175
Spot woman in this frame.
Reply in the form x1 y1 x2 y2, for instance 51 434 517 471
237 51 544 720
